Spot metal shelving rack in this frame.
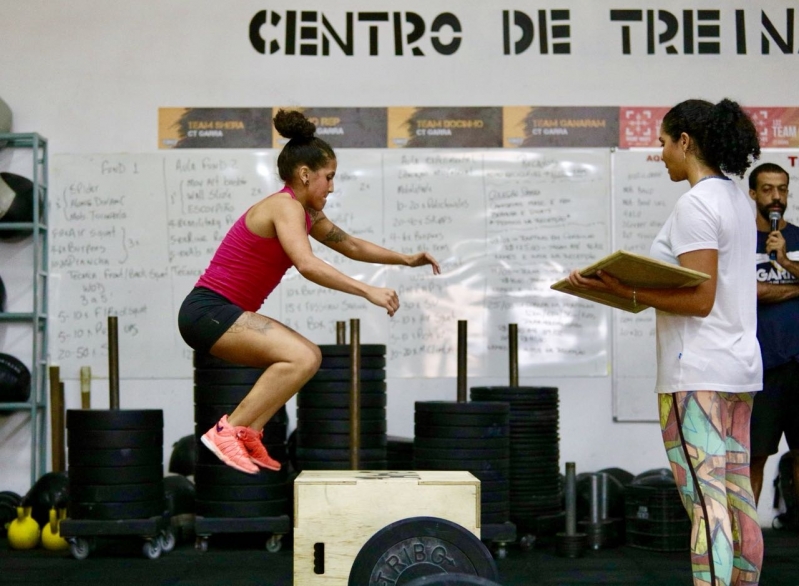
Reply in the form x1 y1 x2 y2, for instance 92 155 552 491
0 132 49 486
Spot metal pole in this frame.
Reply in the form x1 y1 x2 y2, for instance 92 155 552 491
457 320 467 402
108 316 119 409
80 366 91 409
349 318 361 470
48 366 65 472
336 321 346 345
565 462 577 536
508 323 518 387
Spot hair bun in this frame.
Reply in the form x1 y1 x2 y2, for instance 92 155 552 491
273 109 316 140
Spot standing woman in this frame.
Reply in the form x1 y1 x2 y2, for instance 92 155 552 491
178 109 440 475
568 99 763 586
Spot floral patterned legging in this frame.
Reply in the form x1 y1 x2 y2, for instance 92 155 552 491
659 391 764 586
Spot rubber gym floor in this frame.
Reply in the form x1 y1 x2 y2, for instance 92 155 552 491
0 527 796 585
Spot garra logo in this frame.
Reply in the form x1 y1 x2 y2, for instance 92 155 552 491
757 264 799 284
249 10 462 56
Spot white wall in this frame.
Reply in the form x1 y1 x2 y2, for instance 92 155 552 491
0 0 795 527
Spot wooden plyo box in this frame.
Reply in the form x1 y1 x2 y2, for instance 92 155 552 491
293 470 480 585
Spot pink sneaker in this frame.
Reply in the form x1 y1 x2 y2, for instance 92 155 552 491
239 427 282 471
201 415 258 474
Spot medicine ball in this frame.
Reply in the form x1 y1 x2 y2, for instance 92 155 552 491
0 172 34 241
0 95 11 134
0 353 31 402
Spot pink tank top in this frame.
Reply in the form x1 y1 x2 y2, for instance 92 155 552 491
195 186 311 311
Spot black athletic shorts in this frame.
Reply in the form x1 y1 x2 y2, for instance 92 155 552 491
177 287 244 354
750 359 799 456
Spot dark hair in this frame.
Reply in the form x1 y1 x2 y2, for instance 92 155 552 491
273 109 336 182
661 98 760 178
748 162 789 190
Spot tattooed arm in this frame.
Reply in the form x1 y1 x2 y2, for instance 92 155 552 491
309 209 440 273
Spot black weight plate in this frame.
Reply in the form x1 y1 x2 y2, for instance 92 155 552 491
413 458 509 473
195 498 289 518
68 447 162 468
297 419 386 434
480 512 511 525
67 465 163 486
415 401 510 415
404 576 503 586
319 344 386 357
480 501 510 514
193 385 250 404
194 463 288 486
404 575 503 586
68 482 163 503
297 460 387 471
479 481 510 494
67 429 163 449
414 437 508 450
297 432 387 449
310 368 386 382
297 407 386 421
412 447 509 461
415 412 509 428
194 368 264 385
68 499 165 521
348 516 499 585
466 469 510 483
301 380 387 394
66 409 163 431
296 447 387 461
297 393 387 409
480 490 510 504
321 355 386 369
470 386 558 398
414 425 509 440
195 482 289 502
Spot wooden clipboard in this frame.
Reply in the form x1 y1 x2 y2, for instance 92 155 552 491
550 250 710 313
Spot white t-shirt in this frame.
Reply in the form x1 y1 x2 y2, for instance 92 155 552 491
649 177 762 394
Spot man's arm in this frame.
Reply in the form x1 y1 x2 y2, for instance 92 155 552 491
757 281 799 304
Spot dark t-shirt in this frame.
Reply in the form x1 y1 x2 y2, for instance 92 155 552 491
756 222 799 370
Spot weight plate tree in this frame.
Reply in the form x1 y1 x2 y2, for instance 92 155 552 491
193 353 291 520
348 516 500 585
294 344 388 471
470 386 563 536
192 352 292 552
66 410 165 520
624 468 690 552
414 401 511 527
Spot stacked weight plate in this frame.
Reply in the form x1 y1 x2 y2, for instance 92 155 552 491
294 344 387 471
67 409 165 521
386 436 414 470
624 468 690 552
193 353 290 519
470 386 562 535
414 401 511 526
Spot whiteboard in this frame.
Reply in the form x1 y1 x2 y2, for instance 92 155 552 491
611 149 799 421
49 149 611 381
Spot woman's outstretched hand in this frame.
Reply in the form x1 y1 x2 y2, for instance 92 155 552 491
367 286 401 317
406 252 441 274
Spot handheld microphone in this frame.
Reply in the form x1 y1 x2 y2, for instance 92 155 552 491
769 210 782 260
